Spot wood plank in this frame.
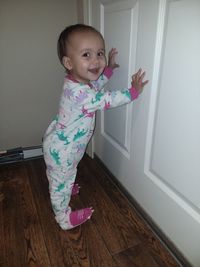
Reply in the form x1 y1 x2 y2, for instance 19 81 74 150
0 163 51 266
113 244 161 267
79 156 181 267
77 158 141 255
60 221 119 267
20 165 52 266
26 159 78 267
28 159 120 267
0 181 5 267
0 157 182 267
2 178 26 267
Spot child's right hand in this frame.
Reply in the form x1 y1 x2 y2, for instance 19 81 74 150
108 48 120 70
131 68 148 95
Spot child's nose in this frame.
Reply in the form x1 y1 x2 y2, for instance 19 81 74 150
92 56 99 65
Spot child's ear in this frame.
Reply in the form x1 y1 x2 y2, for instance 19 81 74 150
62 56 72 70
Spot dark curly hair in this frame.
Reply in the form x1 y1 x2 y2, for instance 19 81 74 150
57 24 104 65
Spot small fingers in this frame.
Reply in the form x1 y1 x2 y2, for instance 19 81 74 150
131 68 148 94
108 48 119 69
138 72 146 85
132 69 147 82
142 79 149 87
109 48 118 57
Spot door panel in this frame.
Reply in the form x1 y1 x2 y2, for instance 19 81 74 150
87 0 200 266
102 0 139 157
150 0 200 208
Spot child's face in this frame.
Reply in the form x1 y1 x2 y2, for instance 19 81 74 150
62 31 106 84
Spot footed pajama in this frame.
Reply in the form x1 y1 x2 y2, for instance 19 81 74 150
43 67 139 229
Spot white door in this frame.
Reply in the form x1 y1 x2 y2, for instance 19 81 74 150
84 0 200 266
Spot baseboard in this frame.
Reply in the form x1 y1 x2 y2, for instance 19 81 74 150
94 154 192 267
0 146 43 165
23 146 43 159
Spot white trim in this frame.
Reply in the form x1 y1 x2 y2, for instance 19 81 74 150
83 0 94 158
104 0 137 13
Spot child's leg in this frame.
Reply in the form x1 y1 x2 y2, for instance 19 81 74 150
47 167 93 230
43 132 93 230
46 167 73 226
71 182 80 196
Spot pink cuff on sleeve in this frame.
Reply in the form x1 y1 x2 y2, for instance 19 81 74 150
129 87 139 100
103 67 113 79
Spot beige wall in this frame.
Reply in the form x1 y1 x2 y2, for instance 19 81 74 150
0 0 78 150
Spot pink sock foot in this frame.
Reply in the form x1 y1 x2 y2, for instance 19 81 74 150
69 207 94 228
71 183 81 196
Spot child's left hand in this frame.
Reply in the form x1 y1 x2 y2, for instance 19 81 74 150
131 68 148 95
108 48 120 70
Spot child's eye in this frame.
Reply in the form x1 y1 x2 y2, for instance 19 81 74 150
82 52 90 57
98 51 105 57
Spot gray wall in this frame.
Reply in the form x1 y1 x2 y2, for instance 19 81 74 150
0 0 78 150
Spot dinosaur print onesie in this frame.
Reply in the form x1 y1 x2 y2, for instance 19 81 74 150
43 67 139 229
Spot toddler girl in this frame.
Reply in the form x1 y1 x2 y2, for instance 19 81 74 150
43 24 148 230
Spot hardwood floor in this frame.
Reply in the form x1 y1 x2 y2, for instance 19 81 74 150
0 155 182 267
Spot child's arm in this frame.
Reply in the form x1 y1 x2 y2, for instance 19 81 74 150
91 48 119 91
71 68 148 112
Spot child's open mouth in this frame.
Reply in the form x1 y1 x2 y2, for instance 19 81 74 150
89 68 99 75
